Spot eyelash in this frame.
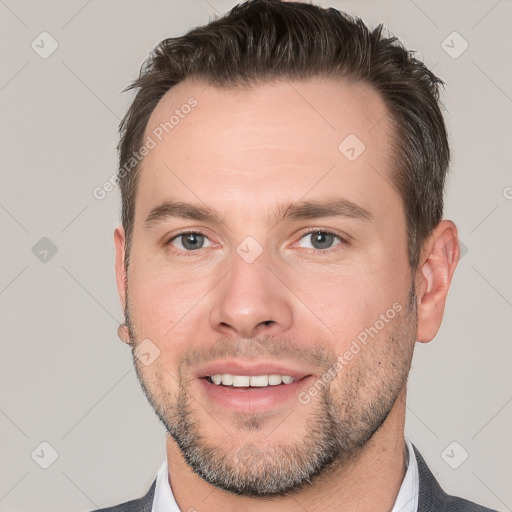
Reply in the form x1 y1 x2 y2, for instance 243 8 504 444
295 229 345 255
164 229 347 257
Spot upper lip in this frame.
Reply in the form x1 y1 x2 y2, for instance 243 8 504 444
194 360 313 380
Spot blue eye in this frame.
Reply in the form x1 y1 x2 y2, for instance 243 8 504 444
165 229 345 257
297 230 343 251
168 232 213 251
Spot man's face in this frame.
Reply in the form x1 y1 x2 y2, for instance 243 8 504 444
117 77 418 496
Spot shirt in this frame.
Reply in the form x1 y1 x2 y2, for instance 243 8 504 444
152 437 419 512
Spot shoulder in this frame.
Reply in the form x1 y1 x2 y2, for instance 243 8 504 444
413 445 499 512
89 479 156 512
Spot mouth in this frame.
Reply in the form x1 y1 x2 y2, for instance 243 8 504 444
204 373 300 388
194 361 314 413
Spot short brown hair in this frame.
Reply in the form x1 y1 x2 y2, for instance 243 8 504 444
117 0 449 271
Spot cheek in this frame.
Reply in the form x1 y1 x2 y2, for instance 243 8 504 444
292 266 399 350
128 272 170 328
127 259 215 352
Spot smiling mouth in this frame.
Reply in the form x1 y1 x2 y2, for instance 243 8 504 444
199 371 315 412
204 374 307 388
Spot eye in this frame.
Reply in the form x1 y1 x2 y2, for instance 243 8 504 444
167 231 213 252
297 230 343 252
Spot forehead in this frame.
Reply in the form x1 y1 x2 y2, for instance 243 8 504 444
136 77 398 220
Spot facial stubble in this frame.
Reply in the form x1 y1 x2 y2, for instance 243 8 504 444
125 285 417 497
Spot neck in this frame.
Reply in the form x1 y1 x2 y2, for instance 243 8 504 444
165 387 408 512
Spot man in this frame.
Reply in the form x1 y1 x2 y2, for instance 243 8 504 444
93 1 497 511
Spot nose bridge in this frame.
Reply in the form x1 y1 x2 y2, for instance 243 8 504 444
209 245 294 338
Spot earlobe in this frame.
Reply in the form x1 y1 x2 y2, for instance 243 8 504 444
416 220 460 343
117 322 132 345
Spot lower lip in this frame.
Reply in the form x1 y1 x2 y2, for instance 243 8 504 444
198 376 313 413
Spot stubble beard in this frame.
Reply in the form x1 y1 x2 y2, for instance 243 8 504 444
125 285 417 497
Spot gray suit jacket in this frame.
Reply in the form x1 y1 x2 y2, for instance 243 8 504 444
91 445 499 511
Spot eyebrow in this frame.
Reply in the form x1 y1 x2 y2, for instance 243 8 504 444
143 197 372 229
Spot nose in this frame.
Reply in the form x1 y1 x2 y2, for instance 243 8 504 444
209 251 294 339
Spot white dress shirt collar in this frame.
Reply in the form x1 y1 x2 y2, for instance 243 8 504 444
391 437 419 512
151 457 181 512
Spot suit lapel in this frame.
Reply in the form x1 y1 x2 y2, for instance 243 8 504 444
413 445 448 512
93 478 156 512
133 478 157 512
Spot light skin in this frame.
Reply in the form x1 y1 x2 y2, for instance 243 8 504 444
114 77 460 511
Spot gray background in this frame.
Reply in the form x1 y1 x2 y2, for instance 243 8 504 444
0 0 511 511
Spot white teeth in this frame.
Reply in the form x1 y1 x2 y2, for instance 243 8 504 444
268 374 282 385
211 374 222 385
221 373 233 385
250 375 268 387
232 375 250 387
208 374 295 387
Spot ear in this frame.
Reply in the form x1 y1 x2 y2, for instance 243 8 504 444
415 220 460 343
114 225 127 308
114 225 131 345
